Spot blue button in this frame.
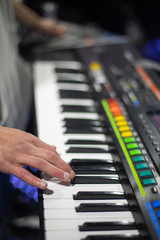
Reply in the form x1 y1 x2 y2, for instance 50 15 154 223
157 210 160 218
152 200 160 208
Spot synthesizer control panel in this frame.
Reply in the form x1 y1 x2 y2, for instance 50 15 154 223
76 42 160 240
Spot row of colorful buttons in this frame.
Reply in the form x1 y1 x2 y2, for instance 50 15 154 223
117 123 156 185
107 99 156 186
108 101 147 157
107 100 140 150
132 156 156 185
111 103 133 138
119 127 156 185
107 102 133 139
112 109 139 146
133 157 156 185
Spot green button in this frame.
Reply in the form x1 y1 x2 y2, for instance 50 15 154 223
132 156 145 162
127 143 138 149
129 149 141 155
139 170 152 177
136 163 148 170
124 137 135 143
143 178 156 185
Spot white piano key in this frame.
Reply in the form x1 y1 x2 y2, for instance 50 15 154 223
59 112 102 119
54 60 83 69
44 208 134 220
62 134 111 142
43 183 124 199
73 174 118 177
43 199 128 209
45 230 140 240
59 99 95 106
59 153 113 164
56 72 87 81
58 83 90 91
44 218 136 231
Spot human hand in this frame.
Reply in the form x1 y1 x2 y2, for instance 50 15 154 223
0 126 75 189
36 18 66 35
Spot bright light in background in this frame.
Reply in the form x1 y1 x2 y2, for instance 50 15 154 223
9 167 38 205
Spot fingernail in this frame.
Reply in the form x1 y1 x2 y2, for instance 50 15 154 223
40 180 47 189
63 172 70 181
70 170 75 179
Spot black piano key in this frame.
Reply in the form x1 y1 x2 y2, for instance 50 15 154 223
71 176 119 184
59 90 92 99
64 127 105 134
57 79 86 84
79 221 137 231
63 118 105 127
82 234 141 240
64 122 104 128
64 118 103 122
72 166 116 174
67 146 117 154
64 120 104 127
66 147 109 153
55 67 84 74
75 203 129 212
65 139 113 145
73 191 125 200
61 105 96 113
70 159 114 167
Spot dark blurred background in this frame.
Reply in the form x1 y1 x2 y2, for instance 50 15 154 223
19 0 160 62
23 0 160 40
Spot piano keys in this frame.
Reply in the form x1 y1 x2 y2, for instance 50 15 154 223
33 42 160 240
33 60 140 240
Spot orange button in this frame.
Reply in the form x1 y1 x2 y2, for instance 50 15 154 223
112 112 122 116
110 106 121 113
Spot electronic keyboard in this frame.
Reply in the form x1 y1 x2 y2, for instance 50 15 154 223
33 41 160 240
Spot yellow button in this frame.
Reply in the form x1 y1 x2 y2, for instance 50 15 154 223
90 62 101 70
114 116 125 121
116 121 127 127
119 126 130 132
121 131 132 137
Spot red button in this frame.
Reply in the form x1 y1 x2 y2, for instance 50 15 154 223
107 98 115 103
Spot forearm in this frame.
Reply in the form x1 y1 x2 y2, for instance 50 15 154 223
11 0 41 30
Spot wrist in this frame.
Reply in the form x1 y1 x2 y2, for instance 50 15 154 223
32 16 43 30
